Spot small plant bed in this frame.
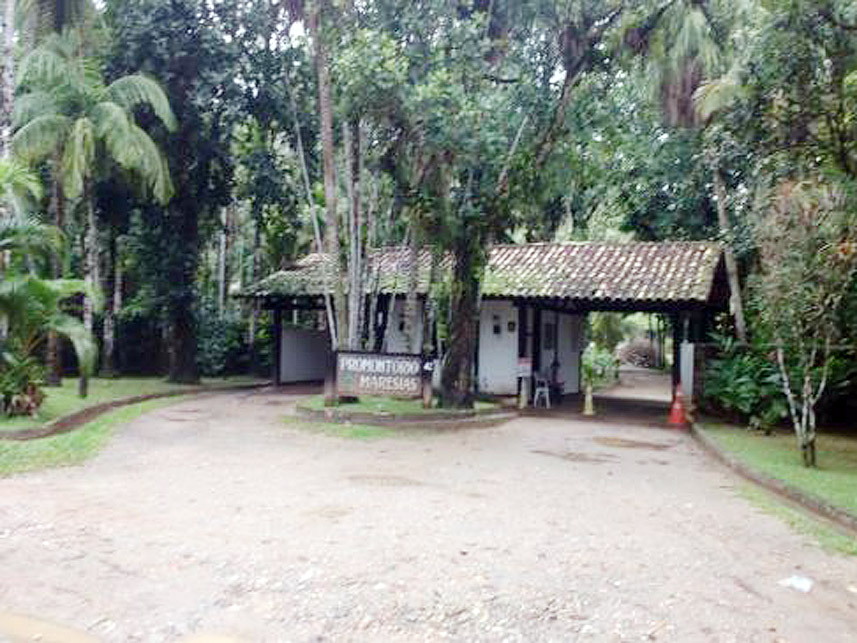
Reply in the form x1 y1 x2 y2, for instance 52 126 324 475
700 423 857 526
1 376 265 439
295 394 512 427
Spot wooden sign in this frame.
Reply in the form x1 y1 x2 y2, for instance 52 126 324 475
336 351 423 398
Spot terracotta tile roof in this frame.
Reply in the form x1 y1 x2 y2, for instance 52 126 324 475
245 241 723 306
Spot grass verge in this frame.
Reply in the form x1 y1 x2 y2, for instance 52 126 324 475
300 394 498 415
738 483 857 557
0 376 261 433
0 396 184 476
283 415 396 440
702 424 857 518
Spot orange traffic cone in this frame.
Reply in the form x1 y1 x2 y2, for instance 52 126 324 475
668 383 688 427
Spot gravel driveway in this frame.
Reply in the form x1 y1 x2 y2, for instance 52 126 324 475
2 388 856 642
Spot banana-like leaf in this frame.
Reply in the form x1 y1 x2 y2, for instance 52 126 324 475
107 74 178 132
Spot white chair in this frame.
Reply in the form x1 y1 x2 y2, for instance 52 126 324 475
533 372 551 409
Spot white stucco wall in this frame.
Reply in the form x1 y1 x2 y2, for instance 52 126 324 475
538 311 584 394
280 327 331 382
385 298 424 354
680 341 694 401
478 300 519 395
558 314 584 394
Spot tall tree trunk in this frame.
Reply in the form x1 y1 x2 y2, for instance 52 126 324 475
101 232 119 377
0 0 12 156
167 201 201 384
249 202 262 373
45 155 65 386
217 206 228 316
712 166 747 343
311 2 345 349
440 245 481 408
365 179 380 350
79 182 99 397
403 226 420 353
345 117 363 349
0 0 14 159
285 76 336 344
82 183 98 339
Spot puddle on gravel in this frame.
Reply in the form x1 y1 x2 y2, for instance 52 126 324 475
348 474 424 487
594 437 675 451
531 449 617 463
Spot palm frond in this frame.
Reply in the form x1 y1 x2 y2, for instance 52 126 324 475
61 117 96 198
0 159 43 201
672 6 720 75
107 74 178 131
50 313 96 376
694 70 746 121
17 41 70 89
91 101 136 166
0 215 61 259
12 91 59 129
112 124 174 204
11 114 71 163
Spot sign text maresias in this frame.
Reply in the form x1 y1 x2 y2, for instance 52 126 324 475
336 352 423 398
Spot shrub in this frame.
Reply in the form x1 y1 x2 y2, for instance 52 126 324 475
0 350 46 417
196 299 249 376
582 343 619 390
702 333 787 431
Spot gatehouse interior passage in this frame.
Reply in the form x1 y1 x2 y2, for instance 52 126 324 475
241 241 729 405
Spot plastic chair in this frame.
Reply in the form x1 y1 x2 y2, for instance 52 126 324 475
533 372 551 409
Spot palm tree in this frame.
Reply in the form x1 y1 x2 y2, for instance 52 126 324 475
0 183 95 410
12 33 176 389
0 273 97 412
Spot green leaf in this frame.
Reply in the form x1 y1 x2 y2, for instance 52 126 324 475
107 74 178 132
11 114 71 163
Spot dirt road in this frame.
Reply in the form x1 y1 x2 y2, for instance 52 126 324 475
2 388 856 641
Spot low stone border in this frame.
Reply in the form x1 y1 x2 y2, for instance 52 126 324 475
295 402 517 429
1 381 270 442
690 422 857 537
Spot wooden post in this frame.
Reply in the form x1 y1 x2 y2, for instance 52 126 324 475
422 356 433 409
532 307 542 375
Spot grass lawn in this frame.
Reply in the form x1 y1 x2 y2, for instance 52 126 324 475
300 394 498 415
0 376 260 433
0 396 184 476
702 424 857 518
739 483 857 557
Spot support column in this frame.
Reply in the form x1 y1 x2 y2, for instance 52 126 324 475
671 313 682 390
273 307 283 385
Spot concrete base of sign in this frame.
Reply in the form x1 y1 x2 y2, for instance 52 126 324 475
293 402 516 429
